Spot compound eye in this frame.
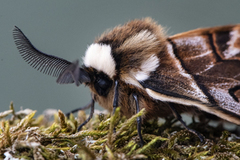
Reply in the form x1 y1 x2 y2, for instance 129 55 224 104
94 75 113 96
97 78 109 90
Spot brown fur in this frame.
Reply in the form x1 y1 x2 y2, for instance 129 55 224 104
96 18 167 77
88 18 175 118
87 18 240 124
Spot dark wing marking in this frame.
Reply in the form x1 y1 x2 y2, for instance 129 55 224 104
169 25 240 78
13 26 72 79
168 25 240 106
140 72 209 103
194 75 240 115
141 25 240 124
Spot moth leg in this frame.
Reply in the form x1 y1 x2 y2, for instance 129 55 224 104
111 80 119 133
132 93 144 147
77 99 95 131
112 80 119 114
65 100 93 118
168 103 205 143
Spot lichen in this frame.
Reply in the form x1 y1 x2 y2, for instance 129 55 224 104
1 102 240 160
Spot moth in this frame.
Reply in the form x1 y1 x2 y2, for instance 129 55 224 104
13 18 240 145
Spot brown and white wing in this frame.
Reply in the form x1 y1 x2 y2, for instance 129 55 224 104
141 25 240 124
169 25 240 78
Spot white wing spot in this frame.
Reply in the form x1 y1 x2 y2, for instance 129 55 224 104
223 30 240 59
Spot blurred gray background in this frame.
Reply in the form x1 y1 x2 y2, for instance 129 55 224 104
1 1 240 115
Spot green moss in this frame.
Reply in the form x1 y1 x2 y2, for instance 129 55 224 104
1 102 240 159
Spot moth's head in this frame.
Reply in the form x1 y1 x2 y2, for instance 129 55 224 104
13 17 165 98
81 44 114 97
80 17 166 95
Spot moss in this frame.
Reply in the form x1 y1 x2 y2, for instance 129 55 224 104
1 102 240 159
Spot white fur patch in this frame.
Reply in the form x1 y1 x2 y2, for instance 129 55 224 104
83 43 116 78
134 55 159 81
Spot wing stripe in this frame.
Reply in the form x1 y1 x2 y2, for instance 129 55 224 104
167 39 189 72
147 88 240 125
168 39 217 105
229 86 240 102
140 80 197 101
13 26 71 78
207 33 222 62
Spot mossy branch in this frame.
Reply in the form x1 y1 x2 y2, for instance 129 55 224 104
1 102 240 159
